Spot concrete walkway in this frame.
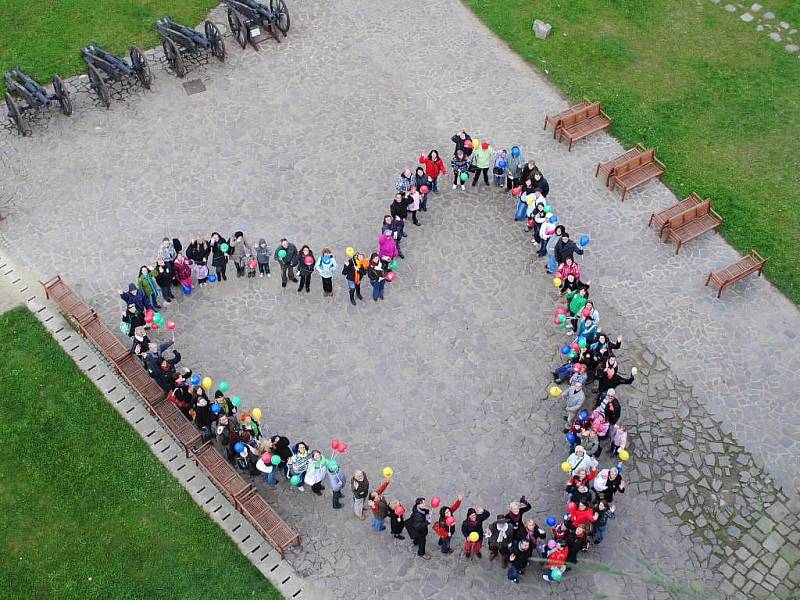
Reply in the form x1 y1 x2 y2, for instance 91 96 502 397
1 1 799 598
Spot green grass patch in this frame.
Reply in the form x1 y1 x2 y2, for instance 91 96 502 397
467 0 800 302
0 307 282 600
0 0 218 93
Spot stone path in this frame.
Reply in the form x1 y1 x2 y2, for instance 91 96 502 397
713 1 800 54
2 0 800 598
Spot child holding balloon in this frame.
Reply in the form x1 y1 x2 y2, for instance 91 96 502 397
433 495 462 554
506 146 524 191
388 501 406 539
296 245 315 293
461 506 490 559
368 479 391 531
492 149 508 187
450 149 470 191
314 248 338 297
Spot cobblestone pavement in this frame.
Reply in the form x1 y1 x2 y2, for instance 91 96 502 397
2 0 800 598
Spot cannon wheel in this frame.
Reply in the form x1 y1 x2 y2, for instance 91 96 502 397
162 38 186 78
130 46 153 89
87 63 111 109
4 92 30 136
52 74 73 116
271 0 290 36
227 9 247 49
205 21 226 62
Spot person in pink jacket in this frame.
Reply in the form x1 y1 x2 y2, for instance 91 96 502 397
378 229 399 260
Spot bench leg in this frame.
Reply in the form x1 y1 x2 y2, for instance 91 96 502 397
568 139 573 152
594 163 601 177
620 188 627 202
675 241 682 254
717 283 725 299
543 116 548 130
647 214 655 227
704 273 712 287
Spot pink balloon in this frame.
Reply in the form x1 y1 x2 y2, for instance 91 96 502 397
304 256 314 266
395 505 405 517
166 320 176 331
567 501 576 512
339 444 348 453
385 271 395 282
331 438 340 451
430 496 441 508
445 516 456 527
420 185 429 194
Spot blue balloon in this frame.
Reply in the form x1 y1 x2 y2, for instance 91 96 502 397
546 516 557 527
511 146 520 157
616 464 624 473
561 345 571 355
578 410 589 421
234 442 245 453
322 255 331 264
183 285 192 295
190 375 201 385
549 215 558 223
566 433 577 443
211 403 222 414
498 159 507 169
208 274 217 283
579 235 590 247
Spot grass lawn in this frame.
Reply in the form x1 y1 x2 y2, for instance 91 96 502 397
0 0 217 93
0 307 282 600
467 0 800 302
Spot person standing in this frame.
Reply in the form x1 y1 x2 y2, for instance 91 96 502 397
388 501 406 539
137 265 161 310
186 236 211 286
563 382 585 430
451 149 470 191
296 245 315 293
327 462 346 509
154 257 174 303
209 232 229 282
367 253 387 301
506 146 524 191
395 168 414 194
419 149 447 195
507 539 532 584
434 495 462 554
451 129 473 158
274 238 299 288
342 252 367 306
471 141 493 187
315 248 337 297
486 514 513 567
554 232 585 265
461 506 491 559
368 480 391 531
255 239 271 278
157 237 178 270
351 470 369 520
390 193 412 242
230 231 252 277
408 498 432 560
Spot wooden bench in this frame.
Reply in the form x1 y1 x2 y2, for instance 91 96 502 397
543 99 591 139
81 314 131 364
237 487 302 558
595 144 645 188
648 192 705 237
114 353 166 408
41 275 96 329
156 400 202 457
194 442 253 502
609 148 666 201
556 102 612 151
665 200 723 254
706 249 766 298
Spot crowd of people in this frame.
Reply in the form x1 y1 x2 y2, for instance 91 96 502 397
114 129 636 586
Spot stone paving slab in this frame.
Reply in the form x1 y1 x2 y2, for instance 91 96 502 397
1 0 799 598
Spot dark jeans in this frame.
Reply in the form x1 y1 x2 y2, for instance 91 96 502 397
472 167 489 186
507 176 519 190
332 489 343 508
438 537 451 553
594 520 607 544
298 272 311 291
215 263 227 281
280 262 297 285
234 262 245 276
322 277 333 293
370 279 385 300
507 564 521 581
258 262 270 275
410 210 419 225
430 176 438 192
160 284 174 301
413 531 427 556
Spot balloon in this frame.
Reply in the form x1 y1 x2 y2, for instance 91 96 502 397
464 139 473 149
345 246 355 257
468 532 480 542
231 396 241 407
208 274 217 283
249 260 258 269
582 308 592 318
557 315 566 323
261 452 272 463
190 375 201 385
460 172 469 182
420 185 429 194
550 568 562 582
543 205 553 213
322 255 331 264
472 139 479 148
144 312 154 323
549 386 561 397
618 449 630 461
218 381 230 393
290 475 302 486
389 260 398 270
202 377 213 390
395 505 405 517
570 342 580 352
567 501 576 512
616 464 624 473
234 442 245 453
481 142 489 150
304 256 314 266
277 249 288 261
511 186 522 197
252 408 262 421
579 235 590 247
430 496 441 508
555 307 567 315
557 322 567 329
382 467 394 479
151 322 159 330
511 146 520 158
546 516 557 527
547 539 557 549
553 277 562 287
385 272 395 282
331 438 340 451
339 444 349 453
578 410 589 421
560 461 571 472
498 159 506 169
153 311 162 323
549 215 558 223
271 454 282 466
566 433 577 443
220 243 229 253
568 350 577 358
445 516 456 527
211 403 222 414
525 197 534 206
577 337 587 349
326 459 338 472
561 345 571 355
182 285 192 295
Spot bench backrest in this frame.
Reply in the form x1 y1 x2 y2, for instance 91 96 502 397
669 200 711 229
615 148 655 176
561 102 600 129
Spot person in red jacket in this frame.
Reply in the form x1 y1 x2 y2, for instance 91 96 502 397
567 500 598 529
542 540 569 582
461 506 490 559
433 495 463 554
419 150 447 196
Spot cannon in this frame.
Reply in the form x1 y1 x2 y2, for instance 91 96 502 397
155 17 226 78
4 68 72 136
224 0 290 50
81 45 153 108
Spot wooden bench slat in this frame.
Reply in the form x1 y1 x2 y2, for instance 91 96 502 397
595 144 645 186
544 99 590 138
238 492 301 558
648 193 703 236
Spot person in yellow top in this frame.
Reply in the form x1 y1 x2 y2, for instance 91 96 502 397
471 140 494 187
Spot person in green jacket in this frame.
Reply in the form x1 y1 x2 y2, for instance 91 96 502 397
137 265 161 310
565 287 589 333
471 141 494 187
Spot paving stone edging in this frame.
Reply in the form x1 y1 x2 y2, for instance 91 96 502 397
0 247 330 600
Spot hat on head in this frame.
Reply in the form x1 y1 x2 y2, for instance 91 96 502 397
128 283 137 291
607 388 616 396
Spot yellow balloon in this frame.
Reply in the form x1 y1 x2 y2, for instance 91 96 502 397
468 532 479 542
472 139 480 148
201 377 213 390
618 449 630 461
549 386 561 397
553 277 562 288
345 246 355 257
382 466 394 479
561 461 571 472
252 408 262 421
525 197 533 206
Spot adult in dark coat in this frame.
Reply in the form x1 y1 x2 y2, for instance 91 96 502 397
209 232 230 281
274 239 299 288
451 129 473 157
407 498 432 559
554 233 584 265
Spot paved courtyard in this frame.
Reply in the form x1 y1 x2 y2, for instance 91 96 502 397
2 0 800 598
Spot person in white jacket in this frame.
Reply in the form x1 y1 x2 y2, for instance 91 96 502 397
567 445 598 476
314 248 338 298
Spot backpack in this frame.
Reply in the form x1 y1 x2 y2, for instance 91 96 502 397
172 238 183 252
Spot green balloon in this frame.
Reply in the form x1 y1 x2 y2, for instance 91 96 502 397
230 396 241 407
460 172 469 182
544 205 553 212
277 249 287 259
271 454 281 466
550 568 562 582
290 475 301 486
219 381 230 393
220 243 229 252
389 260 398 271
556 315 566 323
326 459 339 473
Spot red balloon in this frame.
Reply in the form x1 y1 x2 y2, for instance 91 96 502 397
464 140 473 149
304 256 314 266
420 185 429 194
339 444 348 453
395 505 405 517
151 322 159 330
250 260 258 269
144 312 154 323
166 320 176 331
331 438 340 451
445 516 456 527
430 496 441 508
570 342 580 352
385 271 395 282
481 142 489 150
555 308 567 315
567 501 576 512
261 452 272 463
582 308 592 318
512 187 522 197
